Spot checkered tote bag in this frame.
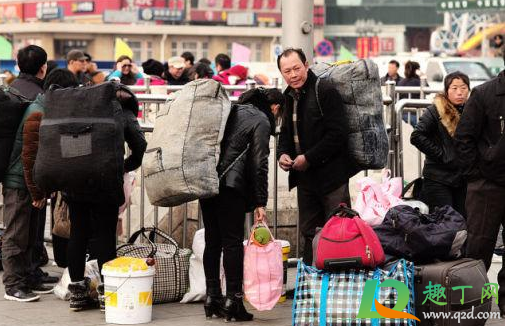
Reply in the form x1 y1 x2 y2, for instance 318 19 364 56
293 260 416 326
116 227 192 304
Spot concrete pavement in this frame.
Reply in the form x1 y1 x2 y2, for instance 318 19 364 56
0 249 503 326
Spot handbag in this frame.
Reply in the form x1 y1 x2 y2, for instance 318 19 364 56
374 205 467 263
292 259 416 326
52 192 70 239
313 204 385 270
354 169 404 226
116 227 192 304
243 222 283 311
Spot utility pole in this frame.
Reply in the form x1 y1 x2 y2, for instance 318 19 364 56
281 0 314 63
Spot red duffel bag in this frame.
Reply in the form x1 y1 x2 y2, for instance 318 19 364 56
312 204 385 270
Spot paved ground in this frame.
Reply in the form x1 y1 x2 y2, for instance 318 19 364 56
0 248 503 326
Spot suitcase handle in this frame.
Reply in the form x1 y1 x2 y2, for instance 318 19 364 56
324 258 362 271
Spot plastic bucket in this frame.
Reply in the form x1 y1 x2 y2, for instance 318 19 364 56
102 258 156 325
279 240 290 303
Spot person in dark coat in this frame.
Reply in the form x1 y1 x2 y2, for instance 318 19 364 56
62 85 147 311
2 45 51 303
380 59 403 85
200 87 284 322
454 53 505 319
411 71 470 216
277 48 351 265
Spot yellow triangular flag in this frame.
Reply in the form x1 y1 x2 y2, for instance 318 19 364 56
115 38 133 60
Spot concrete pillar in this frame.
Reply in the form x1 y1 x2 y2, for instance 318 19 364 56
281 0 314 63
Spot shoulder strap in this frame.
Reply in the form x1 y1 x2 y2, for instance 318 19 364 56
3 86 31 103
219 143 250 180
315 77 323 117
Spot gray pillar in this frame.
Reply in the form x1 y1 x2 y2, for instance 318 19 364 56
282 0 314 64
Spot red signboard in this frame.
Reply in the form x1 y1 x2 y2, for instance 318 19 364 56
23 1 122 20
371 36 379 57
380 37 395 54
0 3 23 23
362 37 370 58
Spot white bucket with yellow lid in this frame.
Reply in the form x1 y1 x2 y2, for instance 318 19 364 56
102 257 156 325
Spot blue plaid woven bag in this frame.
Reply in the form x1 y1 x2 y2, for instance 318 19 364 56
292 260 416 326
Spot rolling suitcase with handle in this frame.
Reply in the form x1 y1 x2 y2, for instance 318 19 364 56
414 258 492 326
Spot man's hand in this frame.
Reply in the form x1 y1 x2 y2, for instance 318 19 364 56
292 154 310 171
279 154 294 171
32 198 46 209
254 207 267 223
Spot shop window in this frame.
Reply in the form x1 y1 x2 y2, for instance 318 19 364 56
54 39 88 60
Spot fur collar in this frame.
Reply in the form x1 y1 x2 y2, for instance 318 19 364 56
434 94 461 137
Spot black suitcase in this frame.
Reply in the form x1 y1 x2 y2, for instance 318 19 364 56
414 258 492 326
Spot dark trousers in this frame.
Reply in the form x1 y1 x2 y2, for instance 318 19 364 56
67 201 118 282
200 187 246 295
297 182 351 265
1 188 38 291
421 178 467 217
31 205 47 280
465 179 505 308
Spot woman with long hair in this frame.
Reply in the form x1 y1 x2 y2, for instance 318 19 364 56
200 87 284 322
107 55 143 85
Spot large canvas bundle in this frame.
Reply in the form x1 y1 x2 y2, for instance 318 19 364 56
311 60 388 170
34 82 125 198
143 79 231 207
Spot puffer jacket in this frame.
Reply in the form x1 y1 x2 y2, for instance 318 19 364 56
10 73 43 100
455 70 505 185
217 104 273 211
3 94 45 192
410 94 464 187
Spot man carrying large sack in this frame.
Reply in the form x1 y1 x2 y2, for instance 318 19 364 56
276 48 352 264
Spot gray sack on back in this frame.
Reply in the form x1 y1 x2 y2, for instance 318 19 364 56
143 79 231 207
311 59 388 170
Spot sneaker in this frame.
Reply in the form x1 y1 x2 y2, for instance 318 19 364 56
4 288 40 302
97 284 105 312
31 283 54 295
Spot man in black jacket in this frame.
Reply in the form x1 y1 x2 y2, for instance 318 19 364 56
277 48 350 264
454 53 505 318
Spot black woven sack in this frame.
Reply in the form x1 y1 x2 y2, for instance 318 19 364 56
34 82 125 202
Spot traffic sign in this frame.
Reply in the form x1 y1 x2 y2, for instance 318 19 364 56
315 39 334 57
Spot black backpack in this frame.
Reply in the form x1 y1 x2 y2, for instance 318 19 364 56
0 86 31 183
33 82 128 204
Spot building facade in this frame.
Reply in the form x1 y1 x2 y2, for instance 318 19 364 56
0 0 325 63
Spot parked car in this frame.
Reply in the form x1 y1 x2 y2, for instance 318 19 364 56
425 57 493 89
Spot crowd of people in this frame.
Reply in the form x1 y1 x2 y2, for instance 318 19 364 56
1 43 505 324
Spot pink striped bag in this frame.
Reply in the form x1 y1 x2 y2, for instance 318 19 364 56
243 223 283 311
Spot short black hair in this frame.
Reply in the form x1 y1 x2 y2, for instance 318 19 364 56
444 71 470 95
389 60 400 68
83 52 92 62
215 53 231 70
198 58 212 65
188 62 214 80
276 48 307 70
17 45 47 76
181 52 195 65
142 59 164 77
43 68 79 91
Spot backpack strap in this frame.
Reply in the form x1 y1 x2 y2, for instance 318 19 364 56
3 85 31 103
218 143 250 180
315 77 324 117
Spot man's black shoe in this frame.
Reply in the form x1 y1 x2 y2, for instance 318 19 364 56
4 288 40 302
31 283 54 295
40 273 59 284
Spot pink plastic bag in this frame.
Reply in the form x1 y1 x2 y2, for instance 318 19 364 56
354 169 404 226
243 222 283 311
